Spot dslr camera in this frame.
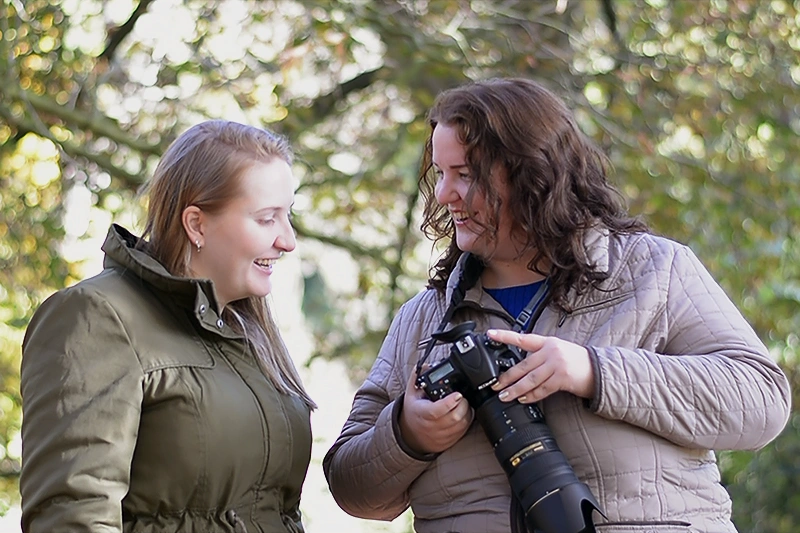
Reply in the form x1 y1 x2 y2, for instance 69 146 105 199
416 321 601 533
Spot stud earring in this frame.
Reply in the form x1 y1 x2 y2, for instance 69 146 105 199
195 239 201 252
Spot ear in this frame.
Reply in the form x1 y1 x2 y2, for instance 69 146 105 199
182 205 205 247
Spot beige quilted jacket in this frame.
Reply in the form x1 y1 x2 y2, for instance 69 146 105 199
323 230 791 533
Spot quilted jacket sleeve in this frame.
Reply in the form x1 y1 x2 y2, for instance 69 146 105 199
322 300 434 520
20 286 144 533
591 244 791 451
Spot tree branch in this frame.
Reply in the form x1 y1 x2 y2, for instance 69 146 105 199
280 66 387 136
0 105 146 185
4 86 164 156
292 219 393 269
599 0 626 56
314 67 386 117
600 0 618 37
100 0 156 62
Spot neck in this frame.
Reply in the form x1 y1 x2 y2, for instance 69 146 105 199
481 257 546 289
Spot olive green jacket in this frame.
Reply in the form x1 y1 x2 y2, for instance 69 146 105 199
21 224 312 533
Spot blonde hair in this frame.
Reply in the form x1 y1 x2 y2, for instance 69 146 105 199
138 120 315 409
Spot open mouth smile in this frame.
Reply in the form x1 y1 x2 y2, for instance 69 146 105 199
254 258 279 268
451 210 471 224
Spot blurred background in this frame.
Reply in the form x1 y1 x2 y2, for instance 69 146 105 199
1 0 799 531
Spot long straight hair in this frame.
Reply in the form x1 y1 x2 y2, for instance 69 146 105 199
138 120 315 409
419 78 647 311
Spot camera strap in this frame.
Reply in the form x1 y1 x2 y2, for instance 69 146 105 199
414 253 555 533
511 278 551 334
416 253 551 374
416 253 484 374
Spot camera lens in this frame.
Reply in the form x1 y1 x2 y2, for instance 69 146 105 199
474 389 600 533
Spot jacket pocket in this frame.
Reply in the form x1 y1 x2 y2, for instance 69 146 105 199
596 521 691 533
140 336 216 372
557 290 636 326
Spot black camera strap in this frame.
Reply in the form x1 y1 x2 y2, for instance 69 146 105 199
511 278 551 334
416 253 484 374
416 253 551 375
414 253 558 533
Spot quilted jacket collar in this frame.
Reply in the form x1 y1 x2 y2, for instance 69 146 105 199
446 225 612 311
582 225 611 274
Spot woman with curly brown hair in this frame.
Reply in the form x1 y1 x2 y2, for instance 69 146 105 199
323 78 790 533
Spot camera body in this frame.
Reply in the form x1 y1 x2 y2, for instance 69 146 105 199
416 321 521 401
416 321 601 533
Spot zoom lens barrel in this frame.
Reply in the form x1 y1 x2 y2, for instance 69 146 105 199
474 391 601 533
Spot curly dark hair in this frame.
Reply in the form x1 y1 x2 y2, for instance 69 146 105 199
419 78 648 312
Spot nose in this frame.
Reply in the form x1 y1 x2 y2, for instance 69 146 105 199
434 172 459 206
276 217 297 253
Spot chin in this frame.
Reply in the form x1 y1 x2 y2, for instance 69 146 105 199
455 235 478 253
456 238 491 258
253 284 273 298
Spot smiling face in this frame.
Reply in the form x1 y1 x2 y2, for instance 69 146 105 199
432 123 523 264
187 158 296 308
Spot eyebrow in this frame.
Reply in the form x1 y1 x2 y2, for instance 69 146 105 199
253 202 294 215
432 162 469 170
253 207 280 216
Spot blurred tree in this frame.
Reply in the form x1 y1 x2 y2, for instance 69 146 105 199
1 0 798 527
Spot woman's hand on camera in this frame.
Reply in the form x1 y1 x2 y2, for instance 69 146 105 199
399 368 473 454
486 329 595 403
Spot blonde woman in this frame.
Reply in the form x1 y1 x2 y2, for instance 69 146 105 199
21 120 314 533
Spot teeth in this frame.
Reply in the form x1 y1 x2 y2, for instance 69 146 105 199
451 211 470 222
255 259 276 267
